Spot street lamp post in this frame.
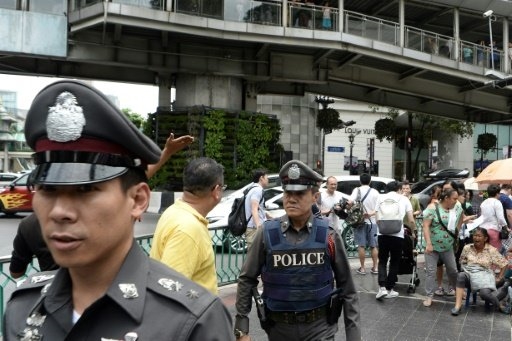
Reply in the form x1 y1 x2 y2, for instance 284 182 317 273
348 131 360 175
483 10 496 70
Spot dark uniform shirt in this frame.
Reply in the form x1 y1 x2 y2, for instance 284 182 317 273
4 242 234 341
9 213 57 274
235 215 361 340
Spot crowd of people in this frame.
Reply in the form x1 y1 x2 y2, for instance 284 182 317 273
3 80 512 340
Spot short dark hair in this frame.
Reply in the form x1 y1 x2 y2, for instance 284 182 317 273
360 173 371 185
385 181 400 192
252 168 268 183
487 184 501 197
439 189 457 201
442 180 459 191
472 227 489 242
119 168 148 192
502 184 512 190
183 157 224 195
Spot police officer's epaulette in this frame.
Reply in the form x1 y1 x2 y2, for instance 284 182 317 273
146 259 218 316
10 271 57 297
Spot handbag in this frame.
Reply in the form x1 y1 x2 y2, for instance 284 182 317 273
462 264 496 292
494 206 510 240
500 226 510 240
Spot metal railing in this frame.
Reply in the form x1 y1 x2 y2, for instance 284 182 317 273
289 3 339 31
73 1 510 73
0 217 425 335
344 10 399 45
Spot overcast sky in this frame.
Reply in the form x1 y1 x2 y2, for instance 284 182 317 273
0 74 160 117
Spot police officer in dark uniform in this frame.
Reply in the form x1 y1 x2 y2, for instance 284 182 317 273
3 81 233 341
234 160 361 341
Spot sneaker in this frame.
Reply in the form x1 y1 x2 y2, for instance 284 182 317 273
434 287 445 296
370 268 378 275
385 289 399 298
376 287 388 300
446 288 456 296
356 268 366 275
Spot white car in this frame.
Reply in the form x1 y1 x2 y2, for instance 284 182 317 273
319 175 395 251
0 172 22 187
207 174 280 253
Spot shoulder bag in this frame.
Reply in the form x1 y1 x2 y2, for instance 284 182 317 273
462 264 497 292
495 204 510 240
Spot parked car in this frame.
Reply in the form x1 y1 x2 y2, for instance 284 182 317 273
320 175 395 195
411 178 464 210
207 174 280 253
0 172 22 187
422 168 470 180
0 172 33 216
318 175 395 251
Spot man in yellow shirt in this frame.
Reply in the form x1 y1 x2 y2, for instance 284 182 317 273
151 157 225 294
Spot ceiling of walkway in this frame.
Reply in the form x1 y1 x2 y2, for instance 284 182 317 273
1 0 512 124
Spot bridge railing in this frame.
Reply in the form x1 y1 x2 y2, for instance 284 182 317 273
344 10 399 46
73 0 510 73
288 3 339 31
0 217 425 336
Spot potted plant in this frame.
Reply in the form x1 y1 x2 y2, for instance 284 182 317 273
477 132 497 154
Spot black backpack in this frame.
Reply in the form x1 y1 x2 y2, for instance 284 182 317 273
227 185 259 236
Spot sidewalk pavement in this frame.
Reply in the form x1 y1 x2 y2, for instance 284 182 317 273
219 256 512 341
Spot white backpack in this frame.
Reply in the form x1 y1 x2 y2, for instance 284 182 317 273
376 197 402 234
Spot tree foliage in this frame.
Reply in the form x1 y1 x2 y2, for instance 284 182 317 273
477 133 497 155
122 108 144 129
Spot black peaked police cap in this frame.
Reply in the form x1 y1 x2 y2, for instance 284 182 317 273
24 80 161 185
279 160 323 191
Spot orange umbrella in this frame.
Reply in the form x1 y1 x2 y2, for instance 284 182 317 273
463 177 487 191
475 158 512 184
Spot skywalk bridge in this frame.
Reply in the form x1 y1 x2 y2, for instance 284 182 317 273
2 0 512 123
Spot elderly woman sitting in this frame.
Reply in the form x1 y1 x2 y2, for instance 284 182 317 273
451 227 508 315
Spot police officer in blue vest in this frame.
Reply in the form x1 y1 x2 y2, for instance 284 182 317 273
234 160 361 341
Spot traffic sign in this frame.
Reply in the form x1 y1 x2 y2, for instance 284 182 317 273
327 146 345 153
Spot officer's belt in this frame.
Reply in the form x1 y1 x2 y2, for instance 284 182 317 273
268 305 327 324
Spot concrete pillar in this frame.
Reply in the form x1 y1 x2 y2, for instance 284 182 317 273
158 83 172 109
503 18 509 73
174 75 243 110
282 0 287 27
338 0 344 33
398 0 404 48
453 8 459 61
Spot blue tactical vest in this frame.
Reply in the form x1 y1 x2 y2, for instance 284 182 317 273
261 218 334 311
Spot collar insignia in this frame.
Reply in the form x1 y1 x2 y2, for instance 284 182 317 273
158 278 183 292
186 289 199 299
31 274 54 284
288 164 300 180
46 91 86 142
119 283 139 299
124 332 139 341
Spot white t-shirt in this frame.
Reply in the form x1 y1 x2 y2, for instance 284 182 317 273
244 184 265 228
350 185 379 224
320 190 344 229
375 191 413 238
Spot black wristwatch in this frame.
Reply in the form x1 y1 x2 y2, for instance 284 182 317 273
234 329 247 338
